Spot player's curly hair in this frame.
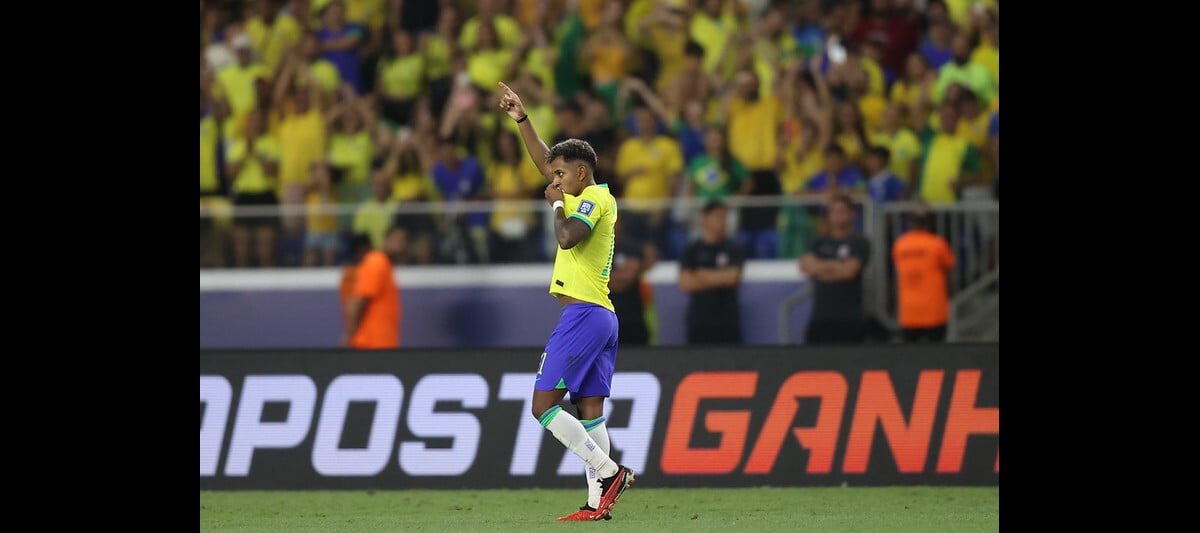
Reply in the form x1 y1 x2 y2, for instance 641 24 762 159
546 138 598 173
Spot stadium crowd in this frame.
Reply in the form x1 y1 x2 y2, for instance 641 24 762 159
199 0 999 269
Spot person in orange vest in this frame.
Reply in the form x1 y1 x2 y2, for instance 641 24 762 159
891 207 955 342
340 231 402 349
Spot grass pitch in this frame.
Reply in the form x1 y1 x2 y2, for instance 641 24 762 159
199 486 999 532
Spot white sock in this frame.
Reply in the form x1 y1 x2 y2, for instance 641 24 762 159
582 415 611 509
540 406 618 481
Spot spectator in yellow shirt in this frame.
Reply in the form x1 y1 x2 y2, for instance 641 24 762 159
326 87 376 206
581 2 636 120
273 56 329 243
376 28 424 130
969 9 999 90
457 0 523 51
719 69 784 259
869 102 922 193
214 33 271 141
465 21 515 96
420 5 461 119
244 0 303 73
615 103 684 256
225 108 281 268
915 99 981 205
303 159 341 267
889 52 936 131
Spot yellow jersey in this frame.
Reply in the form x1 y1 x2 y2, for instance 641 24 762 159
200 114 220 193
550 184 617 312
306 191 339 233
227 136 280 195
870 128 921 182
615 136 684 203
244 12 302 72
214 63 269 117
276 108 328 189
727 95 782 171
378 53 425 99
780 140 825 195
328 130 375 186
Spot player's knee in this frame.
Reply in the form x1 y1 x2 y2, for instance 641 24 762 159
532 403 555 421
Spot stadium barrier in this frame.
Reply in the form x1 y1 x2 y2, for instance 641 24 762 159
200 259 812 348
200 343 998 489
200 195 999 347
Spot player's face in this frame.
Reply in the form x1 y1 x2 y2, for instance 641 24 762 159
549 156 587 195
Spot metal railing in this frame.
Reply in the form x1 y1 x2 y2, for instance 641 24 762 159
861 198 1000 341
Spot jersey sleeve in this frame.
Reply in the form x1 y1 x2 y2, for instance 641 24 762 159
567 186 606 230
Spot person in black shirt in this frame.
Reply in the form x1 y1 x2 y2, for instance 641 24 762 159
799 193 871 344
678 201 746 345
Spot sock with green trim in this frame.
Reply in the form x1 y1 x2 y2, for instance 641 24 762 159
539 406 618 480
582 416 611 510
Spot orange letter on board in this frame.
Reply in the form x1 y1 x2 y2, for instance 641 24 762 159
936 369 999 473
744 371 847 474
843 370 943 473
660 372 758 474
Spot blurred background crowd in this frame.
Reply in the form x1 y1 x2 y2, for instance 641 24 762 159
199 0 999 269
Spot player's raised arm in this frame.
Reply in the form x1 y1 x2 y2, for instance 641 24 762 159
498 81 553 179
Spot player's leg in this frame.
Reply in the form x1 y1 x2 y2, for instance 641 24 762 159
573 308 634 518
574 398 610 516
555 396 612 522
532 306 620 483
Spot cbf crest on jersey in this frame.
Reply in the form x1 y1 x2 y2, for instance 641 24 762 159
577 200 595 215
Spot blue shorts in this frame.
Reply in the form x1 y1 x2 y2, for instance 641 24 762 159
535 303 619 400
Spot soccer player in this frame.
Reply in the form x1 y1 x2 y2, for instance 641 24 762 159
497 81 635 522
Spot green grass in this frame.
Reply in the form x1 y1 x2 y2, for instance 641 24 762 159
199 486 999 532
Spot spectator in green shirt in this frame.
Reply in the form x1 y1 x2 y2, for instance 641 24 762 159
933 32 996 108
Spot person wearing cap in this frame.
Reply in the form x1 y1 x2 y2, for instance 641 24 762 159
214 32 270 138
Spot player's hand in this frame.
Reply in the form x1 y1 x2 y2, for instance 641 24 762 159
544 182 564 204
498 81 527 121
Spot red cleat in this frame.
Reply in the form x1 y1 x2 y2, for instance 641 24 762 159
556 505 611 521
594 465 635 520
